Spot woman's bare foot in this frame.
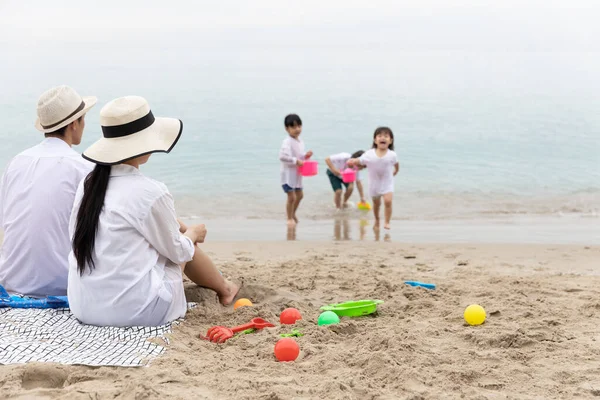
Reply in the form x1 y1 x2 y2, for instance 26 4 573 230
218 281 240 306
287 219 296 228
384 222 391 230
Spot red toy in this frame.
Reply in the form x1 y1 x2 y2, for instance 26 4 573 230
274 338 300 362
203 318 274 343
280 308 302 325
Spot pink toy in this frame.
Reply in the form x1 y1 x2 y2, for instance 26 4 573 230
298 160 318 177
342 168 356 183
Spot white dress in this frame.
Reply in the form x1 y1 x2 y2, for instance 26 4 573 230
68 164 194 327
279 136 306 189
0 138 92 297
359 149 398 198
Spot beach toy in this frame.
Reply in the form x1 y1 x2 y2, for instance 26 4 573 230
280 308 302 325
342 168 356 183
317 311 341 326
298 160 318 177
203 317 275 343
357 202 371 211
274 338 300 362
405 281 436 290
464 304 486 326
233 298 253 310
280 329 304 338
320 300 383 318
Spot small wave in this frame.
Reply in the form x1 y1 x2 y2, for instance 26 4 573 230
175 189 600 221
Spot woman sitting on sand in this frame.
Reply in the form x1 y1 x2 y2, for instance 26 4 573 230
68 96 239 327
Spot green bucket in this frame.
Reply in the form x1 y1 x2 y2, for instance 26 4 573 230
320 300 384 317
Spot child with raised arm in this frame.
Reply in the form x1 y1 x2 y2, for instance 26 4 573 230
325 150 366 209
348 127 399 230
279 114 312 227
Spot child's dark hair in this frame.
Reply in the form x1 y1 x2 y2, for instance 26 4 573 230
351 150 365 159
372 127 394 151
284 114 302 128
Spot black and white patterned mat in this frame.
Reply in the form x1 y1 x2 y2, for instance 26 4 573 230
0 307 185 366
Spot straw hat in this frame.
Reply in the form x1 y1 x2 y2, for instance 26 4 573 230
83 96 182 165
35 85 97 133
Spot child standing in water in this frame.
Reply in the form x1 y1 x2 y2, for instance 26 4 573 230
325 150 366 209
279 114 312 227
348 127 399 230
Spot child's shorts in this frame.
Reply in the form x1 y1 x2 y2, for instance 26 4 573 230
327 169 350 192
282 184 302 193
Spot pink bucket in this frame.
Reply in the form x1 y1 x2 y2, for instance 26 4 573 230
298 160 318 177
342 168 356 183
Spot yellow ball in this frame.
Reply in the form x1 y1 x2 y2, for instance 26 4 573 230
234 298 253 310
464 304 486 326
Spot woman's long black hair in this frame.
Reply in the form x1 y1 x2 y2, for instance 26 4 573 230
372 127 394 151
72 164 111 275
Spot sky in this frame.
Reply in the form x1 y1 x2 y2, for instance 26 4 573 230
1 0 599 51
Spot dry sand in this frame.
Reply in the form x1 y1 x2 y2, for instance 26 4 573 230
1 241 599 399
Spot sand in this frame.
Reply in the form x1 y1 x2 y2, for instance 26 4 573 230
1 241 599 399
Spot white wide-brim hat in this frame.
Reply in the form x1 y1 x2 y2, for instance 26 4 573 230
83 96 182 165
35 85 97 133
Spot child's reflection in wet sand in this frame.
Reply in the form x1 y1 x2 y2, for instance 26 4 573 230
334 217 351 241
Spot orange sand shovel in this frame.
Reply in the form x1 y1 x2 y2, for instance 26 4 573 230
203 318 275 343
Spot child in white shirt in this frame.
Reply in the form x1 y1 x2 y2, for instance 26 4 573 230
278 114 312 227
348 127 399 230
325 150 366 209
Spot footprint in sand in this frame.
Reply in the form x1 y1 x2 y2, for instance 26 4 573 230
21 365 68 390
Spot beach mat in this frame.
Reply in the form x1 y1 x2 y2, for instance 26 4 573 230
0 307 185 367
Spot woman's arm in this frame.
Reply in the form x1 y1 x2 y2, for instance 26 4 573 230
184 224 207 244
177 219 187 233
141 193 196 266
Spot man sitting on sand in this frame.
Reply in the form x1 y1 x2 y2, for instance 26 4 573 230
0 85 96 297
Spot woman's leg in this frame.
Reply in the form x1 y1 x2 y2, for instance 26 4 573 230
183 245 239 305
383 192 393 229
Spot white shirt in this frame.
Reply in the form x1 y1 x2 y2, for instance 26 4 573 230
67 164 195 327
0 138 92 297
359 149 398 197
328 152 361 181
279 136 305 188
